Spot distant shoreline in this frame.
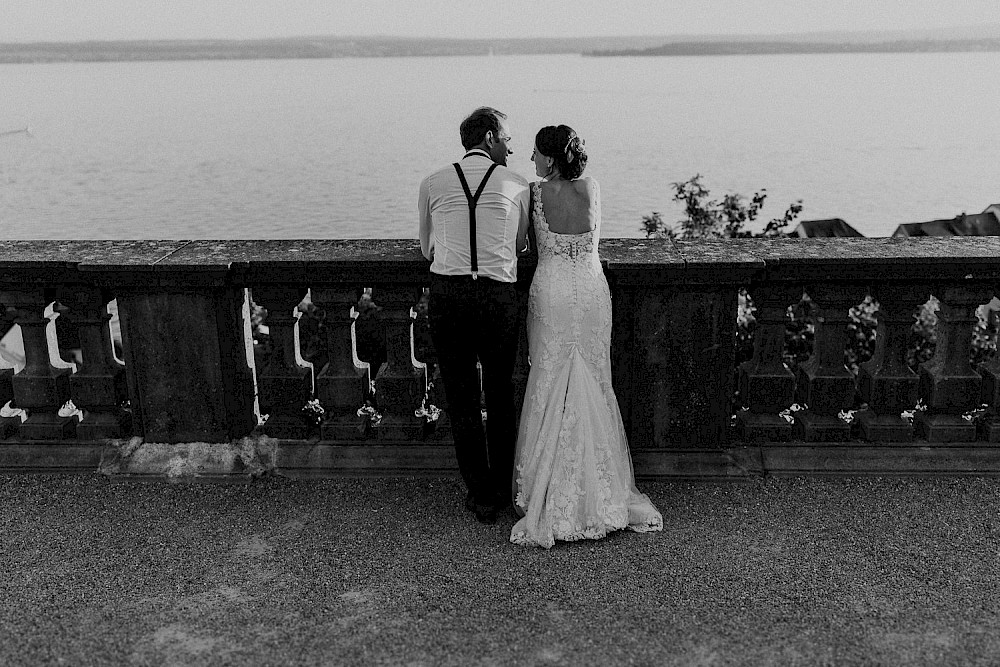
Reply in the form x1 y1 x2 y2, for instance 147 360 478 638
2 35 1000 64
588 38 1000 57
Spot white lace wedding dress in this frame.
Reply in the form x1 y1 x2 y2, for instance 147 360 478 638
510 181 663 548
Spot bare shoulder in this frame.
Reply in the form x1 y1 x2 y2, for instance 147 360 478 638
572 176 599 200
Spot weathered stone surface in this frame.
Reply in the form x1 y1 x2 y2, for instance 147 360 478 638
98 435 277 480
59 286 128 439
0 415 19 440
6 238 1000 473
312 287 371 443
673 239 765 284
252 286 314 440
858 284 927 439
740 366 797 412
740 237 1000 282
0 441 104 470
0 241 186 286
372 285 426 441
19 413 77 440
918 286 992 415
920 366 983 414
735 412 792 443
796 370 855 415
625 285 737 448
856 411 914 443
601 238 686 288
1 237 999 287
158 240 432 285
76 413 130 442
10 437 1000 475
979 360 1000 407
74 241 193 287
859 367 920 415
609 285 636 434
794 283 866 418
599 238 685 267
914 412 977 443
756 442 1000 475
977 419 1000 443
3 289 74 440
117 288 256 443
276 443 456 476
792 412 852 442
739 283 800 413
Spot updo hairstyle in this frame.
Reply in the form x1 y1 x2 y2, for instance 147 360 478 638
535 125 587 180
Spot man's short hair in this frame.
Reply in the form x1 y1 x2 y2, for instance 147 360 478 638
460 107 507 150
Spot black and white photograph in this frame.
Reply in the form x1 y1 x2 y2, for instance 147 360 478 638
2 1 999 664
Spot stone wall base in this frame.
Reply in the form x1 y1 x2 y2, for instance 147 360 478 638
5 440 1000 479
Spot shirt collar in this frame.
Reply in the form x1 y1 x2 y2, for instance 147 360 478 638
463 149 492 160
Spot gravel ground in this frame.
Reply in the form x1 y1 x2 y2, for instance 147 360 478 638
2 474 1000 666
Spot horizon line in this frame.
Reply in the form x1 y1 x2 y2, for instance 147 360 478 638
4 24 1000 47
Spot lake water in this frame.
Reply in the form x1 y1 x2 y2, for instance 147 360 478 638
1 53 998 239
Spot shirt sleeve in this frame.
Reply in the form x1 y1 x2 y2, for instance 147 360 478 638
418 176 434 261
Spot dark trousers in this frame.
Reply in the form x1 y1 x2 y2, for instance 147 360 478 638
428 274 520 506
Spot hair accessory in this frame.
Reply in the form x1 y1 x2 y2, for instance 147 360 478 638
564 136 585 164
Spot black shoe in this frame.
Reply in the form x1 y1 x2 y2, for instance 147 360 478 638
465 492 498 525
492 494 512 512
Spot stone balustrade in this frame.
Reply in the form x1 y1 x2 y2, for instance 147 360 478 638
2 237 1000 477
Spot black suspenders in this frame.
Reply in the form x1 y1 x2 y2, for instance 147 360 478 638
453 161 499 280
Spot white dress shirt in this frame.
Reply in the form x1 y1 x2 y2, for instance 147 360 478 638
419 150 530 283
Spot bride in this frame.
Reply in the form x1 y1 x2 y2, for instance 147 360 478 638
510 125 663 548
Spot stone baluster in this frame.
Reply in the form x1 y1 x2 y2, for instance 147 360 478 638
412 288 451 443
856 285 927 441
252 287 313 439
372 286 426 441
3 290 75 439
0 306 16 438
794 284 868 441
978 291 1000 442
915 285 994 441
57 287 128 440
736 284 800 442
312 287 370 441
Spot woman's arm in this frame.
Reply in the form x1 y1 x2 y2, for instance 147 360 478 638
574 176 599 232
516 181 535 257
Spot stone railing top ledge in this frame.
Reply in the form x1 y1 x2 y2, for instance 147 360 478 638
154 240 430 284
154 240 424 268
0 238 997 287
729 237 1000 282
0 240 191 285
0 240 189 270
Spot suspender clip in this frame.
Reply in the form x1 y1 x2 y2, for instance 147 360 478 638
472 271 478 280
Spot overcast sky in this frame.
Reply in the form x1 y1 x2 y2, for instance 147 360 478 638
3 0 999 43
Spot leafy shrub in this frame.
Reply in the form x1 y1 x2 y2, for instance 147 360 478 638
642 174 802 240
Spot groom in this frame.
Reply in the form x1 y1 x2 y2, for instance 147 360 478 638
418 107 530 524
